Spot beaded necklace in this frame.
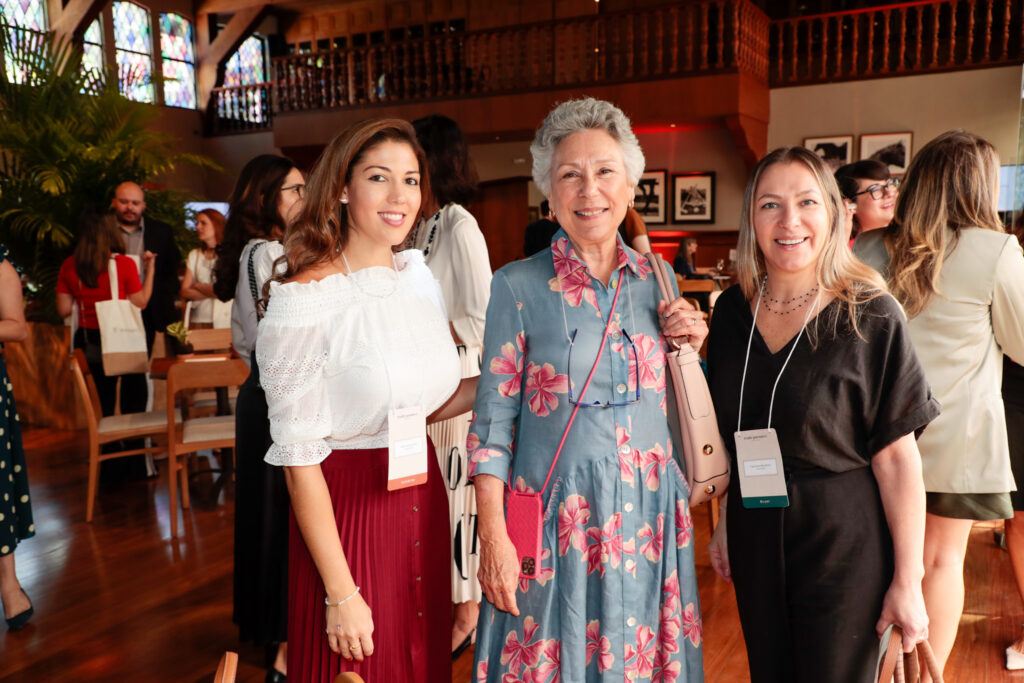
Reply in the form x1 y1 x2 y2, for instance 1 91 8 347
763 282 819 315
420 209 442 258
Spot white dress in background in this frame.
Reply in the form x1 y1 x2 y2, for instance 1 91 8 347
185 248 232 327
414 203 492 603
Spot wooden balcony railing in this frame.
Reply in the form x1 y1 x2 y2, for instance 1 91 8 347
770 0 1024 85
268 0 768 115
208 83 272 134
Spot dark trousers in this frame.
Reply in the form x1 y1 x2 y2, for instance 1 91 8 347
728 465 893 683
74 328 149 479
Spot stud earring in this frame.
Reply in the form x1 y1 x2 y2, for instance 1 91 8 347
340 198 348 204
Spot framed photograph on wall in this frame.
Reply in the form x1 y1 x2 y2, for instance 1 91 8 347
860 132 913 175
804 135 854 171
672 172 715 224
634 170 667 224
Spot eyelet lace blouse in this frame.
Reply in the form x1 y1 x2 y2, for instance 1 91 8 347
257 250 461 466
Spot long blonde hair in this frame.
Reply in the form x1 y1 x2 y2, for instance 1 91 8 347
884 130 1002 318
737 147 887 341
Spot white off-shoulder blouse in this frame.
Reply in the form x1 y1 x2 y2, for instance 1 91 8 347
257 250 461 466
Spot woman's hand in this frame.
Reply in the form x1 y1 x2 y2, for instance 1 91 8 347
876 579 928 653
658 297 708 352
141 250 156 270
326 592 375 661
478 533 521 617
708 503 731 581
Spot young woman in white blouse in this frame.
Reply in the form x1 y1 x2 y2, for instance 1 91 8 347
257 119 476 683
411 114 492 653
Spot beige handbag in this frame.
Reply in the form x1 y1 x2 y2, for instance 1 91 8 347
647 253 730 506
95 257 149 376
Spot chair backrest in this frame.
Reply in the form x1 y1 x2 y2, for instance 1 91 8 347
70 349 102 432
213 651 238 683
677 278 715 293
334 673 366 683
187 328 233 353
167 357 249 401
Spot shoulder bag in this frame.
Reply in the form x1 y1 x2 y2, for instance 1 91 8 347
646 252 730 507
95 257 149 376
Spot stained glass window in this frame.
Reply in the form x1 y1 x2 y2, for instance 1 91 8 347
82 18 104 77
224 35 265 87
113 1 153 103
1 0 48 31
159 13 195 108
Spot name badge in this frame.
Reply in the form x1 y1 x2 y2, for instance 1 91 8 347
387 406 428 491
734 428 789 509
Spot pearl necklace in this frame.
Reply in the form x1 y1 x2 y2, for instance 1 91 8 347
763 282 819 315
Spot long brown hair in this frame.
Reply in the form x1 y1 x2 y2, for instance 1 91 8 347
74 209 126 289
736 147 887 341
884 130 1002 318
278 119 429 281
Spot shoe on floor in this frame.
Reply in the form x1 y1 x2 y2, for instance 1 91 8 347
4 590 33 631
1007 645 1024 670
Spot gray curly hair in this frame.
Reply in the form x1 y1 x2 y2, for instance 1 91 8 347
530 97 646 198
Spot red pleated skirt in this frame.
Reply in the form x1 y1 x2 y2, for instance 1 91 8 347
287 444 453 683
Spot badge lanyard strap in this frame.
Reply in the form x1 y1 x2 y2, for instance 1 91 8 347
737 278 819 432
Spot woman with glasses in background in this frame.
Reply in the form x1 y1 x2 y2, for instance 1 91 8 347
835 160 900 239
468 98 708 681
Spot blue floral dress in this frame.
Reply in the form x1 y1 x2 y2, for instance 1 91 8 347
469 231 704 683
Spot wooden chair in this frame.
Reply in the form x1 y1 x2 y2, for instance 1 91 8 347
70 350 182 523
676 276 715 294
165 357 249 537
335 673 366 683
187 328 233 352
213 651 238 683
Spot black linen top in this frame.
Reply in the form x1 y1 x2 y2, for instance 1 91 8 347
707 285 940 475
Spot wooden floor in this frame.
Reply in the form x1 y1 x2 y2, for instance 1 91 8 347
1 427 1021 682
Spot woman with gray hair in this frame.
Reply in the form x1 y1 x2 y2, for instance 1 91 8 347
468 97 707 681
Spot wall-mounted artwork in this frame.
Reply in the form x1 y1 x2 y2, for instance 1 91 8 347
860 132 913 175
672 172 715 224
634 170 667 224
804 135 854 171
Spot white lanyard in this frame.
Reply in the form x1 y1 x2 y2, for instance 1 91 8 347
736 278 819 432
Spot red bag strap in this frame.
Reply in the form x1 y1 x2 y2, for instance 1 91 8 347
510 276 624 496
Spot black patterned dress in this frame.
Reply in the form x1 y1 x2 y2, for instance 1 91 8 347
0 246 33 558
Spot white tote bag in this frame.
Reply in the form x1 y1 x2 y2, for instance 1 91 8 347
95 257 149 375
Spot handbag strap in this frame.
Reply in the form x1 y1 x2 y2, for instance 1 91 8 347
107 257 120 301
876 626 944 683
247 241 268 320
518 275 624 496
645 251 674 307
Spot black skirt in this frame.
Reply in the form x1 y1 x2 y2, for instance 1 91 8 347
232 354 290 645
728 465 893 683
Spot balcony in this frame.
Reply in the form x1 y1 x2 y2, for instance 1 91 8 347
207 0 1024 135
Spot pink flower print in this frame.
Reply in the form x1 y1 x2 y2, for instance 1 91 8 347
633 625 657 679
584 526 606 577
662 569 682 614
659 604 681 655
641 443 670 491
682 603 702 647
490 332 526 397
675 501 693 549
525 363 569 417
585 620 615 672
616 424 641 486
476 661 488 683
558 494 591 556
533 639 561 683
637 514 665 563
629 333 666 391
623 536 637 578
584 513 626 576
500 616 545 675
652 651 681 683
634 253 654 280
549 239 599 312
467 430 480 453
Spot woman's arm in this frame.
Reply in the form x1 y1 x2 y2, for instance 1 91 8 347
180 266 215 300
474 472 521 616
707 493 731 581
428 376 478 424
0 261 27 343
872 432 928 652
284 465 374 661
56 292 74 321
128 252 156 309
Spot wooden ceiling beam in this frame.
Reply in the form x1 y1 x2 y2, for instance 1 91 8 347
50 0 106 42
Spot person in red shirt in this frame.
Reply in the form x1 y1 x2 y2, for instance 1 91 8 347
56 210 155 418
